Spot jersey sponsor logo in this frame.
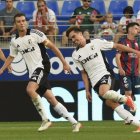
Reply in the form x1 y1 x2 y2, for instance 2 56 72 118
20 47 35 55
81 53 98 64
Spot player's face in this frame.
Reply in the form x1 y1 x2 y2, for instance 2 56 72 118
15 16 27 32
69 31 86 47
130 25 140 36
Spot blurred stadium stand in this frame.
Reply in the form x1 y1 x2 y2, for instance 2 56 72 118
0 0 139 48
108 0 128 20
60 0 81 20
90 0 106 15
46 0 59 16
133 0 140 16
16 1 35 20
0 1 5 10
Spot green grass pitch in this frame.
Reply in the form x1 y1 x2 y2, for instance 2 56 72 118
0 121 139 140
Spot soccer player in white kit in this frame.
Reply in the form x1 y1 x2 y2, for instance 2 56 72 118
66 26 140 133
0 13 81 132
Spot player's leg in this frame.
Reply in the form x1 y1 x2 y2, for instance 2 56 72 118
120 76 135 116
96 75 136 112
26 68 51 131
26 81 51 131
105 100 140 132
99 84 136 112
102 76 120 120
43 89 82 132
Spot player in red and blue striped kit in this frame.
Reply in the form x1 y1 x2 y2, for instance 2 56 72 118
116 22 140 119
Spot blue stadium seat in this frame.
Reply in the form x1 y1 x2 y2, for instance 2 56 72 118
60 0 81 20
16 2 35 20
133 0 140 16
0 1 5 10
90 0 106 16
108 0 128 20
57 21 70 35
46 0 59 16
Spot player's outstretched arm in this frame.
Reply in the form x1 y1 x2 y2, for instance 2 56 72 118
44 39 71 74
0 56 14 75
114 43 140 57
0 48 7 62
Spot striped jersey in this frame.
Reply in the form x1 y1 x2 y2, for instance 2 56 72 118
118 36 140 76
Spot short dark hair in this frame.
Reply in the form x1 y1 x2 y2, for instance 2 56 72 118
123 6 134 18
14 13 26 22
126 22 139 33
66 26 82 38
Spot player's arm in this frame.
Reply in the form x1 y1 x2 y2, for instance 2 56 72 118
0 49 12 73
43 39 71 73
0 56 14 75
116 52 125 76
113 43 140 57
81 70 92 102
0 48 7 62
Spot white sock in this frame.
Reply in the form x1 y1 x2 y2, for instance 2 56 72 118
32 95 48 121
54 102 77 124
115 106 140 127
102 90 127 103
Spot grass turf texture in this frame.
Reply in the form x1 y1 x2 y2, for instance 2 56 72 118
0 121 139 140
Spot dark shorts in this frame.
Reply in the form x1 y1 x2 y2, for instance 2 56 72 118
94 75 111 100
120 75 140 95
29 67 51 97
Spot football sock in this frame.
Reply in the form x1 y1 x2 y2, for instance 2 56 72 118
115 106 140 127
32 95 48 121
54 102 77 124
102 90 127 103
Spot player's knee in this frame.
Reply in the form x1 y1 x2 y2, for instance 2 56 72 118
102 90 117 100
44 91 58 106
26 86 34 95
105 99 119 110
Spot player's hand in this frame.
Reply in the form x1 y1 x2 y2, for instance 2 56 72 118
119 68 125 76
63 62 71 74
86 91 92 102
7 65 12 73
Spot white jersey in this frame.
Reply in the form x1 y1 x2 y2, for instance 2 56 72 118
72 39 114 87
10 29 48 78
